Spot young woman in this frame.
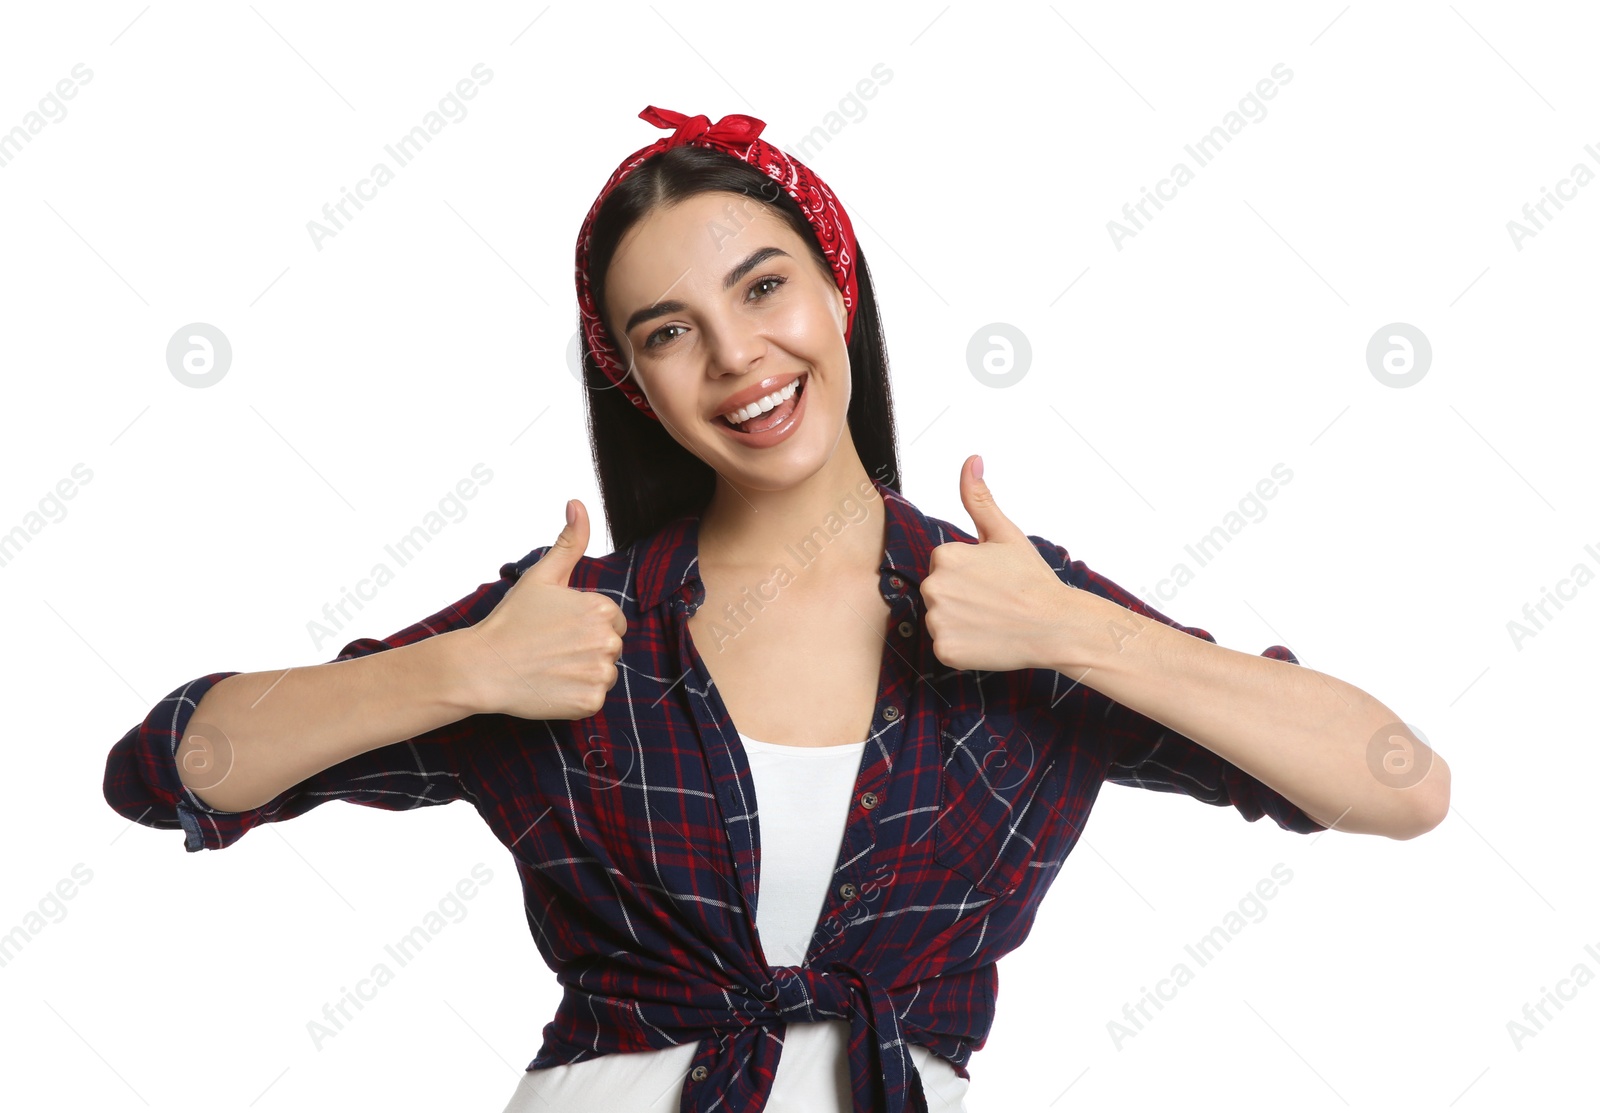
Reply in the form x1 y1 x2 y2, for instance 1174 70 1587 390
103 106 1450 1113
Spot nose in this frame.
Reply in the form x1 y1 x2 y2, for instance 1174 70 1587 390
702 308 767 379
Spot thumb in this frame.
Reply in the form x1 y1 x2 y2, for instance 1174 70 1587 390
959 455 1023 544
524 498 590 585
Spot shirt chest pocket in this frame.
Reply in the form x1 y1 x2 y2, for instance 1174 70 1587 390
932 709 1059 898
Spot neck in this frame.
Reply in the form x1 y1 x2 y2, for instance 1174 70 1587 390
697 447 886 581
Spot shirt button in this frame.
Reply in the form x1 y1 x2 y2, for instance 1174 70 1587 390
883 706 900 722
839 882 857 899
897 620 914 638
690 1065 709 1082
859 791 879 810
889 574 904 590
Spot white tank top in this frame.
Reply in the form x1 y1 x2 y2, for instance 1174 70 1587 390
498 733 970 1113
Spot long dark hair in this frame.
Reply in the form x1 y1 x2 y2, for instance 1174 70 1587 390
579 144 900 553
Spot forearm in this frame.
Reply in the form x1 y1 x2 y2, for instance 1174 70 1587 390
178 630 478 813
1054 596 1450 839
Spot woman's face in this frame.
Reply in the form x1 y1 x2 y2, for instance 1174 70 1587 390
601 190 851 490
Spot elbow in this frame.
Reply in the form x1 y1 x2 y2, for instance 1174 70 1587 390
1389 755 1451 841
102 737 155 824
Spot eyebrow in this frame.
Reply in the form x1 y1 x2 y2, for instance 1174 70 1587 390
622 246 792 336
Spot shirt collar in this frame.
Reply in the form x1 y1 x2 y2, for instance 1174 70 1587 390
633 475 935 613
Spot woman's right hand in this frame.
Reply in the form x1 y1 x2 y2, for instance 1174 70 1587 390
452 498 626 720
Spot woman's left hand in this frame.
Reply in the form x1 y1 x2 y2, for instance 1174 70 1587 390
922 457 1110 674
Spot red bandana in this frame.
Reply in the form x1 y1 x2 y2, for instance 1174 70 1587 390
574 105 861 422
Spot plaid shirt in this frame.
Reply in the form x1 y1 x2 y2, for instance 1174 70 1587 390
103 476 1326 1113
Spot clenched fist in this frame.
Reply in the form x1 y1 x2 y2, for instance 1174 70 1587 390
453 498 627 720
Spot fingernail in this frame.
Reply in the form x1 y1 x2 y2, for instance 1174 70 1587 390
566 500 576 526
973 456 984 481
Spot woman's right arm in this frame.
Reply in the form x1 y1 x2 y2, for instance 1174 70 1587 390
175 632 479 814
102 499 624 853
101 561 529 853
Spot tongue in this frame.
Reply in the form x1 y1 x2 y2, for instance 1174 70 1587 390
733 391 797 433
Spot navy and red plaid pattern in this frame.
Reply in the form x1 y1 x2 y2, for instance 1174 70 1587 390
104 476 1326 1113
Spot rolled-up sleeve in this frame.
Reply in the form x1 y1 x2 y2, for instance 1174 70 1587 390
1029 534 1327 834
102 551 548 851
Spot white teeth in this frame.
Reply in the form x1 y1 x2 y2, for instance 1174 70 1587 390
727 378 800 425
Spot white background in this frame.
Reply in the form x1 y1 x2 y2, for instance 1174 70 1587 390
2 2 1595 1110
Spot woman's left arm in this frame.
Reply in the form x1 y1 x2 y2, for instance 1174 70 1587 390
922 458 1451 842
1042 590 1450 840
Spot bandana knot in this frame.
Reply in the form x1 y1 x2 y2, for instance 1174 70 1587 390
639 105 766 152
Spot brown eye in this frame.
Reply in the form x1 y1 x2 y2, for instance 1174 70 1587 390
645 324 685 350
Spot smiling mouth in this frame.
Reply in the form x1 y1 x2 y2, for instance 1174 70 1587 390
716 372 807 432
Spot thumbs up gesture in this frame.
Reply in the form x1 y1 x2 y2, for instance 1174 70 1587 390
459 498 628 720
923 457 1090 674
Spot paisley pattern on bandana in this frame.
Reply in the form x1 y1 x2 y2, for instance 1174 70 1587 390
574 106 861 421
